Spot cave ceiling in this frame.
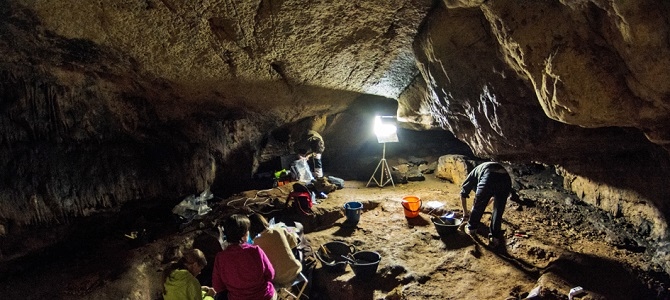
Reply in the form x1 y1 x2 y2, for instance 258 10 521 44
2 0 670 156
2 0 433 121
1 0 670 247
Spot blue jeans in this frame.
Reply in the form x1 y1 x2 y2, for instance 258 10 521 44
467 171 511 237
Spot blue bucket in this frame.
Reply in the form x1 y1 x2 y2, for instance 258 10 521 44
343 201 363 226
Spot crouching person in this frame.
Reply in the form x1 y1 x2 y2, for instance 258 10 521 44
162 248 216 300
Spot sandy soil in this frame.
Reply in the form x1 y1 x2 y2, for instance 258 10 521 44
1 164 668 300
286 174 668 300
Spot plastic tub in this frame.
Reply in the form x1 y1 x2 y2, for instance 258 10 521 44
350 251 381 280
431 216 463 238
315 241 356 272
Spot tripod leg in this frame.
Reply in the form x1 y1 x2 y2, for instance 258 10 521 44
382 159 395 187
367 158 385 187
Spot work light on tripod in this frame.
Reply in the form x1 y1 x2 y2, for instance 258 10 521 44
367 116 398 188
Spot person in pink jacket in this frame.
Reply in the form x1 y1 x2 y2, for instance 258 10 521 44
212 214 276 300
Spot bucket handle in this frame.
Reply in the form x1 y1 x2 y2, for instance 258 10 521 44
341 255 357 264
317 243 356 264
402 200 422 213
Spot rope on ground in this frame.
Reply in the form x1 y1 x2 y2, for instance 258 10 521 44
223 186 291 214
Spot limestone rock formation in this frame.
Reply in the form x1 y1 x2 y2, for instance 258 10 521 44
434 154 473 184
1 0 670 277
405 1 670 245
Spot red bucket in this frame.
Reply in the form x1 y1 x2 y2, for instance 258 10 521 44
401 196 422 218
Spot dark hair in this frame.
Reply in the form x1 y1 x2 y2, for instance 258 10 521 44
223 214 250 244
248 213 269 238
162 248 207 295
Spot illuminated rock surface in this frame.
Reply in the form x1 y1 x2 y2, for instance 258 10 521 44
0 1 669 298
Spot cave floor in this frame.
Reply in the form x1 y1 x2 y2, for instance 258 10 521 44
287 175 669 300
2 172 669 300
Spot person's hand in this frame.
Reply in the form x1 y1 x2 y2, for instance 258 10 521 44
202 286 216 297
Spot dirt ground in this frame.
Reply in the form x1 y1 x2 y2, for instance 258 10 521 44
1 162 669 300
285 173 669 300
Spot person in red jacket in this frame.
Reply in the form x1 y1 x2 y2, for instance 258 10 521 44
212 214 277 300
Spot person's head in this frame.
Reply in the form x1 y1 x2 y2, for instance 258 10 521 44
248 213 270 238
223 214 250 244
182 248 207 276
297 148 308 157
163 248 207 294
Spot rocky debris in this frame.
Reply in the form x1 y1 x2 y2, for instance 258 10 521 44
390 155 439 183
405 169 425 182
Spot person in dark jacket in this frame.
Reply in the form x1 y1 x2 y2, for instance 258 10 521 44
460 161 516 248
293 130 325 178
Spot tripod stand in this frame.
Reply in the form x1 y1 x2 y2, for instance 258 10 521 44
366 142 395 188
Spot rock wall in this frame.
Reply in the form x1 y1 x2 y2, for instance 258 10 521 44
406 0 670 243
556 147 670 241
8 0 433 108
434 154 473 184
2 0 670 275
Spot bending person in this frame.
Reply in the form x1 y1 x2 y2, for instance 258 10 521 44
212 214 276 300
460 161 516 248
162 248 216 300
294 130 325 178
249 213 302 286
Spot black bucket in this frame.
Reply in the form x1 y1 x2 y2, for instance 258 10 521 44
316 241 356 272
350 251 381 280
431 216 462 238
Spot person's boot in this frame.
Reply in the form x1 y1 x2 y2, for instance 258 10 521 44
488 234 502 249
466 223 478 236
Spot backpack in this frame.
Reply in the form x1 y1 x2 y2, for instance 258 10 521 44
286 183 313 215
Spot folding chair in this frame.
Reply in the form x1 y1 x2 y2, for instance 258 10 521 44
277 272 308 300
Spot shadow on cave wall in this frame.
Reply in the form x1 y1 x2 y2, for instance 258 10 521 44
558 139 670 224
542 252 664 300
